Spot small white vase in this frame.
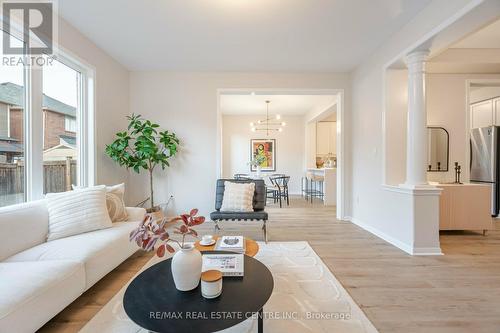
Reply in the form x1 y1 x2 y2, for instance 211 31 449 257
171 244 202 291
256 166 262 178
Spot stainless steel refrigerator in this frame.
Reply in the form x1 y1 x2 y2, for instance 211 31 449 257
470 126 500 216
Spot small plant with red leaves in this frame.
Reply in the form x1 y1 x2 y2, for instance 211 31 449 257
129 208 205 257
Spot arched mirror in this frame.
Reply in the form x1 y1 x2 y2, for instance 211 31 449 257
427 127 449 172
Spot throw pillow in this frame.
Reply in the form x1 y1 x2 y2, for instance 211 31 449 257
73 183 128 222
46 185 112 241
220 181 255 212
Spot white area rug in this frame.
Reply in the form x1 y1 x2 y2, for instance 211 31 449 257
80 242 378 333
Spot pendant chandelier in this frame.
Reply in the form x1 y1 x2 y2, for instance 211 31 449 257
250 100 286 136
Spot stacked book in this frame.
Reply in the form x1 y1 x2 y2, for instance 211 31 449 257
202 253 244 277
214 236 246 254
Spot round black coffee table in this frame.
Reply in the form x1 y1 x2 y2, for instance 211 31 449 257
123 251 274 333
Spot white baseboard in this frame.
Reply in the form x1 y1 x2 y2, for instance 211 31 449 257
411 247 443 255
345 216 442 256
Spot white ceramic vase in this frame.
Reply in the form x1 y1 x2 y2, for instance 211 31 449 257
256 165 262 178
171 244 202 291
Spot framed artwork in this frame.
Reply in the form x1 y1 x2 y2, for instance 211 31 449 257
250 139 276 172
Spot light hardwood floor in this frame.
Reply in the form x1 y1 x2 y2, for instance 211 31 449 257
39 196 500 333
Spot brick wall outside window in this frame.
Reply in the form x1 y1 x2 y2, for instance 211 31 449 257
43 110 75 149
6 107 75 149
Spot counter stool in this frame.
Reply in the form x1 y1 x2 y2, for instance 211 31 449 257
302 172 324 203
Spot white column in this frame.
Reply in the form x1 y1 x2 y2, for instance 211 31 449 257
404 50 431 188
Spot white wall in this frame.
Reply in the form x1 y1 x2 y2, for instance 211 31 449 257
128 72 350 216
349 0 482 254
385 69 408 185
383 72 500 185
470 86 500 103
305 121 317 168
56 16 130 192
426 74 500 183
221 115 305 194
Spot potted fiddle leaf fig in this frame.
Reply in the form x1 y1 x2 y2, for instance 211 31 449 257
105 114 179 213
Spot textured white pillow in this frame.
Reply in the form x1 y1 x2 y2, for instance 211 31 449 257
72 183 129 222
46 185 112 241
220 181 255 212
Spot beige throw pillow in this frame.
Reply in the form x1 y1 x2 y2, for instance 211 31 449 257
73 183 128 222
46 185 112 241
220 181 255 212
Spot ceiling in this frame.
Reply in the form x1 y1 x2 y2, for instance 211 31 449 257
220 94 336 116
428 18 500 74
58 0 432 71
452 18 500 49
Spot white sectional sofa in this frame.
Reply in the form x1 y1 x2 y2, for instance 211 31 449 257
0 199 145 333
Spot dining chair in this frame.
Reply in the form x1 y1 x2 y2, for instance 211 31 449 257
266 176 278 204
269 175 290 208
266 173 284 202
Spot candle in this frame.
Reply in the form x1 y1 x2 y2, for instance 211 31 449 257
201 270 223 299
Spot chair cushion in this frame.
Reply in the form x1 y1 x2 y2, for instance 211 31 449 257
215 179 266 211
5 222 140 289
210 211 268 221
0 260 85 333
220 181 255 212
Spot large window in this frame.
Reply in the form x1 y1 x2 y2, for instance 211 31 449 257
0 30 94 207
43 58 80 193
0 32 25 207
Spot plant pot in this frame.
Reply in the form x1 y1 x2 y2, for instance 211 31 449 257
146 205 161 213
146 206 165 220
171 244 202 291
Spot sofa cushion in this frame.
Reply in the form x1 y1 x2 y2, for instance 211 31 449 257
6 222 140 289
125 206 147 222
103 183 129 222
0 260 85 333
0 199 48 261
73 183 129 222
46 185 112 241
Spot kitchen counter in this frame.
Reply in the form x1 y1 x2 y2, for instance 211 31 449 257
436 183 493 232
307 167 336 172
307 168 336 206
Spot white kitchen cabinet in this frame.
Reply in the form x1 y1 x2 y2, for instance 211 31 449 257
316 121 336 155
471 100 493 128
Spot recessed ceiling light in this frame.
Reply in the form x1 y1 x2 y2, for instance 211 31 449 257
250 92 255 96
